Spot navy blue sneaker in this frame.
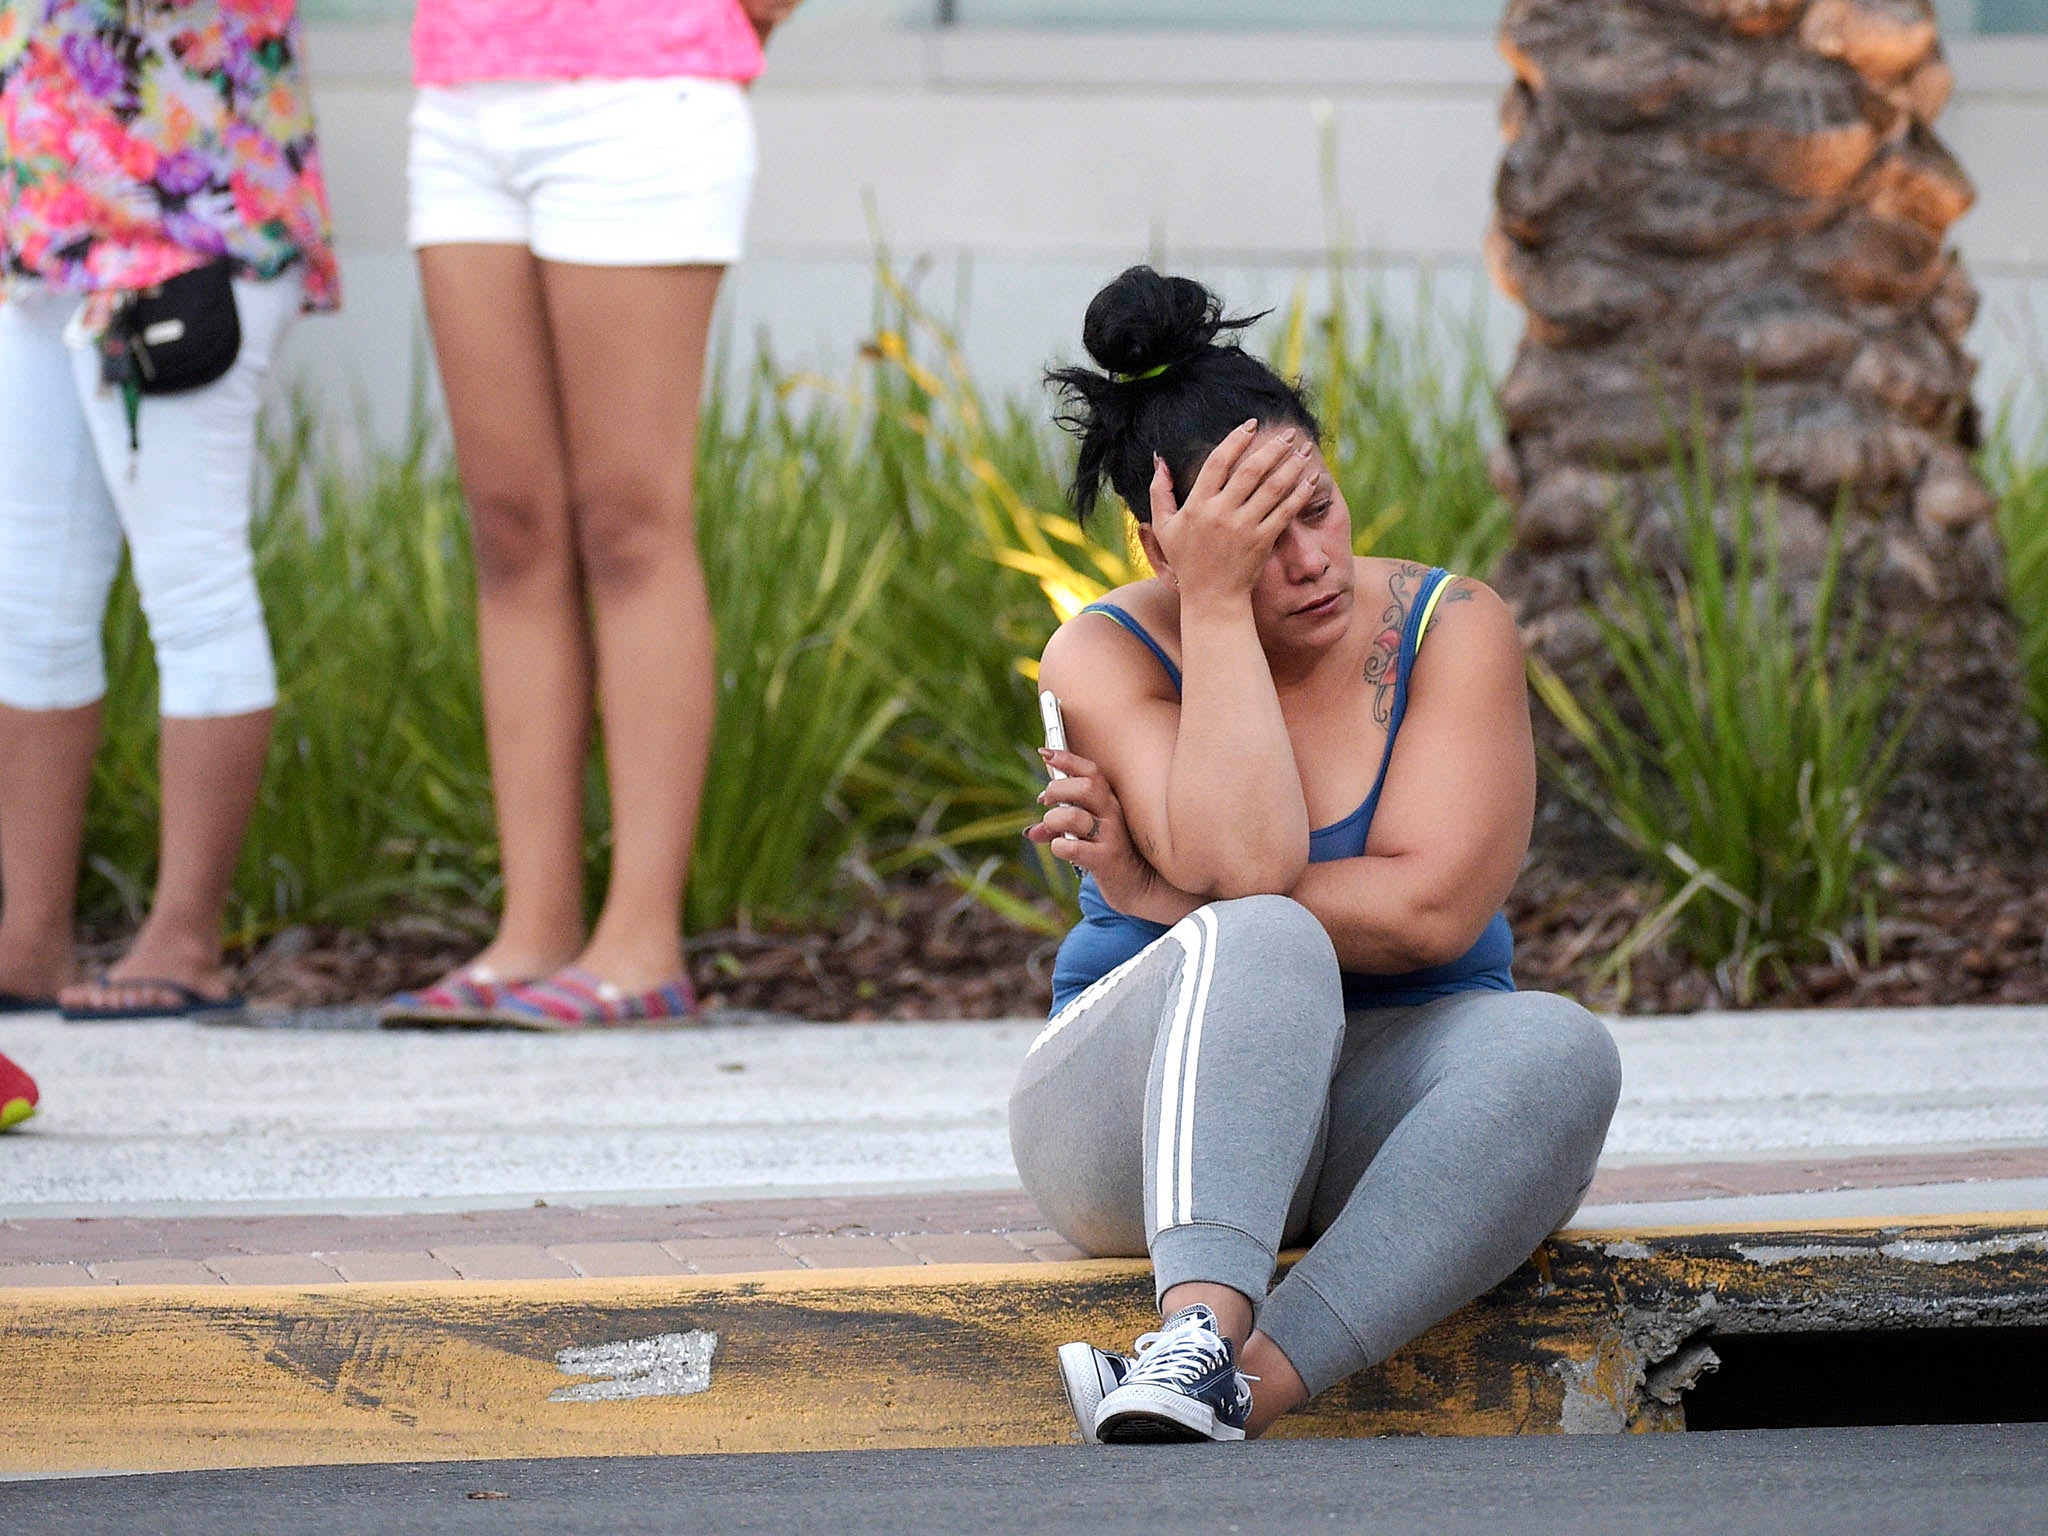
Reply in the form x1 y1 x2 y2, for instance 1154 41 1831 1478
1092 1303 1254 1443
1057 1341 1135 1444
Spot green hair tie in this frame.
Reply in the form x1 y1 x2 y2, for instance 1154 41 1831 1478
1114 361 1171 384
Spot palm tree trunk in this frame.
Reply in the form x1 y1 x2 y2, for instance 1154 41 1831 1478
1490 0 2047 863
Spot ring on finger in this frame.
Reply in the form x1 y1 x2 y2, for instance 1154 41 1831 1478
1088 814 1102 841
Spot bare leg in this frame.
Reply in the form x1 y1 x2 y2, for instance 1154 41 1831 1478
418 244 591 983
538 262 723 990
1239 1331 1310 1438
1155 1284 1309 1438
61 710 272 1010
0 701 99 998
1159 1281 1253 1346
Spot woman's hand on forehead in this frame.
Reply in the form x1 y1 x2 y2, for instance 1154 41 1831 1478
1148 421 1321 603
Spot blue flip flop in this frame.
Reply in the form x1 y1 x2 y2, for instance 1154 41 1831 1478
0 991 58 1014
60 979 247 1023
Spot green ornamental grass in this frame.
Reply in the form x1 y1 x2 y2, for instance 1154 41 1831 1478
1988 429 2048 739
86 394 503 932
77 270 2045 999
1526 429 1914 1003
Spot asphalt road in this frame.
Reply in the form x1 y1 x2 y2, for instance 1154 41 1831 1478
8 1426 2045 1535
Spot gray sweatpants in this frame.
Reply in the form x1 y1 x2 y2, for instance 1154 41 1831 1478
1009 894 1622 1397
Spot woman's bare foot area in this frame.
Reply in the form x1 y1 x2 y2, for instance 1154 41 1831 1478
0 937 70 1001
58 922 233 1014
561 940 690 995
1239 1331 1310 1439
430 940 581 994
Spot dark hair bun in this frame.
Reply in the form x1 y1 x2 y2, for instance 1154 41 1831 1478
1081 266 1235 378
1047 267 1314 529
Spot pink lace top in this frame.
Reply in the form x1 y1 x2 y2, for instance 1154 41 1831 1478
413 1 765 87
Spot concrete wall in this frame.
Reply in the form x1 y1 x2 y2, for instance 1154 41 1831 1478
288 19 2048 449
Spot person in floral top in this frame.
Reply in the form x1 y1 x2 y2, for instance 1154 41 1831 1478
0 0 338 1020
1 0 338 311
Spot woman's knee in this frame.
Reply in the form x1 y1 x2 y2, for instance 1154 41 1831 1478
0 633 105 712
130 559 277 717
0 559 108 710
467 483 574 591
0 396 119 710
1492 992 1623 1138
1173 896 1345 1064
568 467 692 594
1204 894 1338 976
1008 1092 1147 1258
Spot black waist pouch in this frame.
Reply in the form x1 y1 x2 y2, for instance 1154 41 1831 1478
100 259 243 450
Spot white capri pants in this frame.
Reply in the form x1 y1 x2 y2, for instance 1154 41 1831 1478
0 276 298 718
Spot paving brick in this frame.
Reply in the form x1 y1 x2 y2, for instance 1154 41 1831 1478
87 1258 222 1285
321 1250 462 1283
890 1233 1034 1265
0 1218 163 1266
776 1234 922 1269
667 1236 791 1256
549 1242 693 1278
430 1245 579 1281
203 1254 345 1285
879 1195 1046 1231
661 1237 798 1272
680 1214 851 1239
700 1196 859 1220
681 1253 807 1275
1025 1243 1088 1263
0 1262 104 1287
16 1147 2048 1284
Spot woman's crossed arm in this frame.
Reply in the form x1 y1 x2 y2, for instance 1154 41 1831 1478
1034 580 1533 974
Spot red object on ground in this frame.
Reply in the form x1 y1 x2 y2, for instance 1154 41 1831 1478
0 1049 38 1130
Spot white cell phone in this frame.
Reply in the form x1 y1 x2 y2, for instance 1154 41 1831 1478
1039 690 1069 779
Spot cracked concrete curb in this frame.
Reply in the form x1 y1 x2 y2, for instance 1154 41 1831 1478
3 1210 2043 1475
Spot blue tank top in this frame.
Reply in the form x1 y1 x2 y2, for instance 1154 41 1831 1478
1047 566 1515 1016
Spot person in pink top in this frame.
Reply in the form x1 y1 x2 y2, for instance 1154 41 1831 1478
384 0 798 1029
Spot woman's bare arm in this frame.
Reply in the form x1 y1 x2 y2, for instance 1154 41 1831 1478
1036 609 1234 900
1038 584 1309 903
1047 428 1320 899
1030 746 1206 927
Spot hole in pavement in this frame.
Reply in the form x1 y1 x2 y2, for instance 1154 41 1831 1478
1684 1327 2048 1430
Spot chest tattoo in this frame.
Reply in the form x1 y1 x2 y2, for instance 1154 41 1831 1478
1363 563 1428 725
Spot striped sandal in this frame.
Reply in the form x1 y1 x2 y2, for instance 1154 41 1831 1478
491 967 701 1031
377 966 520 1028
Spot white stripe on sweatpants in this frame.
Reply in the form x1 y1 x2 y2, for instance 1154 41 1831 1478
1154 905 1220 1233
1027 937 1163 1057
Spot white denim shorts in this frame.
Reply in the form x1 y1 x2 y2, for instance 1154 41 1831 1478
407 78 757 266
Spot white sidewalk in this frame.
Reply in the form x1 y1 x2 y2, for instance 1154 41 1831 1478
4 1006 2047 1218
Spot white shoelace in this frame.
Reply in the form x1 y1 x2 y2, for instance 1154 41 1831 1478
1129 1317 1258 1390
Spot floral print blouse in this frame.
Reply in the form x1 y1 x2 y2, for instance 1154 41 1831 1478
0 0 338 309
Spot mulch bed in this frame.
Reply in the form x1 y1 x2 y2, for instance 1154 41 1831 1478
199 861 2048 1020
1507 860 2048 1013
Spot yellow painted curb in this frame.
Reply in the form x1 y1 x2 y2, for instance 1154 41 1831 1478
1563 1208 2048 1240
3 1215 2045 1474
